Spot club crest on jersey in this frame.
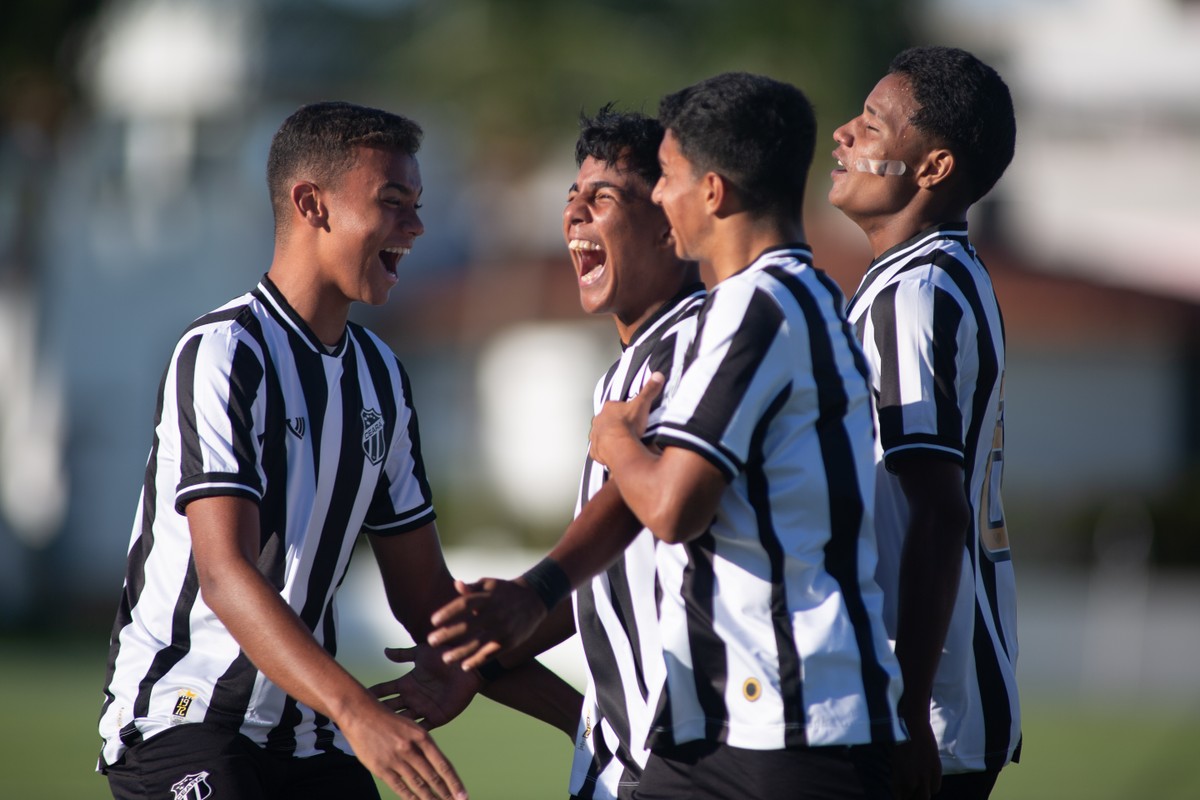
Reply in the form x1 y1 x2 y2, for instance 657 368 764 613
172 690 196 720
361 408 385 465
742 677 762 702
171 771 212 800
286 416 306 439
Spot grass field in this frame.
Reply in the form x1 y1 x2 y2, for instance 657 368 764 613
3 636 1199 799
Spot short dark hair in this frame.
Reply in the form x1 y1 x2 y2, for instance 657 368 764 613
266 101 423 230
888 46 1016 204
658 72 816 219
575 103 665 189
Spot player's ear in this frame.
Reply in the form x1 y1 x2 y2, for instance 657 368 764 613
916 148 955 190
708 172 743 218
703 171 726 216
292 181 328 229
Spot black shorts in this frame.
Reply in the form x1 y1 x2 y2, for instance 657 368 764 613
632 739 893 800
104 722 380 800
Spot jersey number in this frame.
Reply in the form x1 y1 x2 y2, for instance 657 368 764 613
978 381 1010 562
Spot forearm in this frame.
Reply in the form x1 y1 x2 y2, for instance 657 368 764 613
892 461 970 718
481 660 584 739
542 479 644 589
498 597 577 667
200 558 377 724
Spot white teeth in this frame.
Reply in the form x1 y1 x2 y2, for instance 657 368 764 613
568 239 604 252
383 246 411 256
580 264 605 286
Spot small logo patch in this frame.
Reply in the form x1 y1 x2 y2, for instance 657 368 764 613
361 408 385 465
171 771 212 800
172 690 196 719
286 417 306 439
742 677 762 702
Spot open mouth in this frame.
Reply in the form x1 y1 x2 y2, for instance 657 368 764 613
568 238 607 286
380 245 411 276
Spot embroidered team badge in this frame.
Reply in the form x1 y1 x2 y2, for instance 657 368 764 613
286 416 306 439
171 771 212 800
172 690 196 720
742 677 762 702
361 408 385 465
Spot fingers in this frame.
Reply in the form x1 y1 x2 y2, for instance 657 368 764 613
459 642 502 672
394 740 468 800
383 645 419 665
634 371 665 407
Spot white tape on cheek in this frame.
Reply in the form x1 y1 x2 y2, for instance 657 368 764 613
854 158 907 176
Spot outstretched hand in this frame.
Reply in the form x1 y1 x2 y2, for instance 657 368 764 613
369 643 484 730
589 371 664 467
338 694 469 800
426 578 548 671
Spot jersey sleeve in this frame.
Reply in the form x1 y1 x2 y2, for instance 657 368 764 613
653 283 789 482
362 357 437 535
173 328 267 513
868 278 966 468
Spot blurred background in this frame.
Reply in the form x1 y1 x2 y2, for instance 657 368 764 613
2 0 1199 797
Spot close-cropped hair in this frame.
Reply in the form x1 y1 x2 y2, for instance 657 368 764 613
658 72 816 219
266 101 423 230
575 103 665 189
888 46 1016 204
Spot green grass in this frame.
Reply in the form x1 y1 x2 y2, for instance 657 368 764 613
4 636 1200 799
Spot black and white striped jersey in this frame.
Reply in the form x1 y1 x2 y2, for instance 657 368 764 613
98 276 435 768
647 245 904 751
570 284 706 800
846 222 1020 773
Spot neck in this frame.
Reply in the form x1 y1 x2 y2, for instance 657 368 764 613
856 201 968 260
613 263 701 345
267 250 350 347
707 214 805 284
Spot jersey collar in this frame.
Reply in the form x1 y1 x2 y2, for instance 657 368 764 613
255 275 349 357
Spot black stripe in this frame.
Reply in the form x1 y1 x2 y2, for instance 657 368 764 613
974 600 1013 770
769 265 897 741
576 581 634 767
604 557 649 699
870 285 905 453
207 312 281 728
744 385 807 745
931 286 965 445
681 534 728 741
133 554 202 718
662 289 784 480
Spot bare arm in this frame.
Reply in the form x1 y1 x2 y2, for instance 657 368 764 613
187 497 466 800
425 478 643 670
370 530 583 736
889 455 970 800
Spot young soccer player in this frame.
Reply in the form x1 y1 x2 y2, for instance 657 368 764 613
378 105 705 800
829 46 1021 800
96 101 575 800
585 70 905 800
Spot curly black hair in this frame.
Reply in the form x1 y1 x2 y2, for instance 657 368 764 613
574 103 665 189
888 46 1016 204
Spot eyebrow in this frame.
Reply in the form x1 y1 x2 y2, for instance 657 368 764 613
382 181 421 197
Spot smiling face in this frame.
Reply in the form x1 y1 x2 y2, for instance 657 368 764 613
651 130 710 265
318 145 424 308
828 72 927 224
564 154 681 339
